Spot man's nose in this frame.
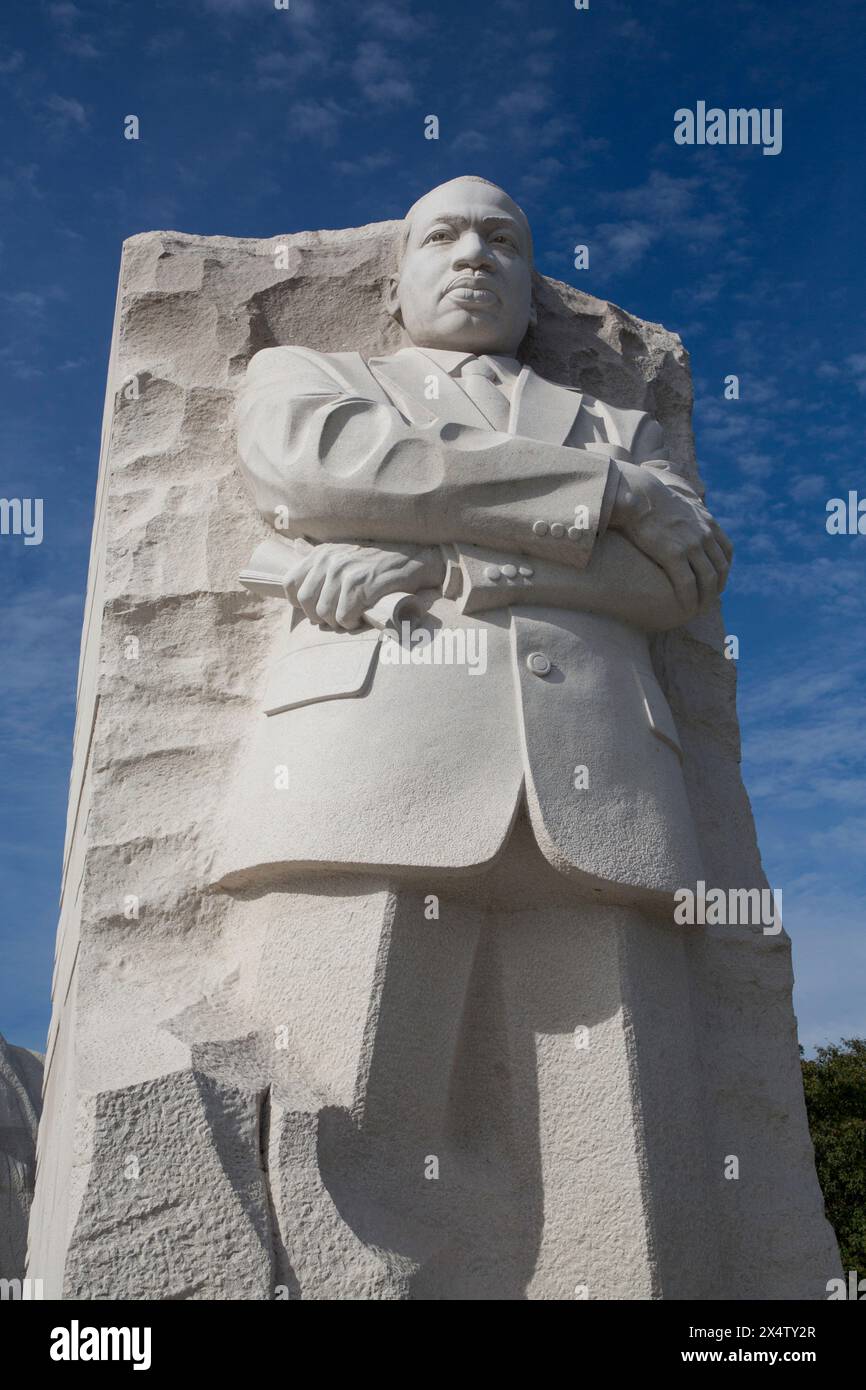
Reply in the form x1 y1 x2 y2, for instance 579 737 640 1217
452 232 494 270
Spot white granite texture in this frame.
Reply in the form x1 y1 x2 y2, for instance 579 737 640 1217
26 217 839 1300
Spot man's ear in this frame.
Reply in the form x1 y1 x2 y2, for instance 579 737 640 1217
385 273 402 325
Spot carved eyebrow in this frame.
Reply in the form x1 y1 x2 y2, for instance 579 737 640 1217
420 214 523 238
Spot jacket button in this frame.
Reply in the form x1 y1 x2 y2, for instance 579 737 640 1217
532 520 549 536
484 565 501 581
518 565 533 577
501 563 517 578
549 522 565 538
567 526 583 539
527 652 552 676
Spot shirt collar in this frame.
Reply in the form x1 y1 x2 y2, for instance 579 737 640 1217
408 345 522 382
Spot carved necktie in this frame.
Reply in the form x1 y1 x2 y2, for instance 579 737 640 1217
458 356 511 432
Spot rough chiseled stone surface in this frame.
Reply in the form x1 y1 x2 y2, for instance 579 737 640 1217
0 1033 43 1280
26 221 839 1300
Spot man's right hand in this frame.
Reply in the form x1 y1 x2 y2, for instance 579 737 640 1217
284 541 445 631
608 461 732 612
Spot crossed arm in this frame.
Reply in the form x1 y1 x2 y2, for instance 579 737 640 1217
236 346 732 631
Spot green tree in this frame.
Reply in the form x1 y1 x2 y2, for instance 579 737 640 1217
801 1038 866 1272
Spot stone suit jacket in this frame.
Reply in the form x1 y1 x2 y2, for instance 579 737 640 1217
218 344 706 909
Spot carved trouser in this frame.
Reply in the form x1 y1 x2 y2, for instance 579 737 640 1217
61 797 840 1301
61 808 717 1300
251 808 713 1301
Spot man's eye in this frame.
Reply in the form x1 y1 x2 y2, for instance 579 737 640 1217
425 231 451 244
492 234 516 248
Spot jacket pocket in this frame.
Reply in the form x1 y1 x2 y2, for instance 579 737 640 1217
263 630 381 716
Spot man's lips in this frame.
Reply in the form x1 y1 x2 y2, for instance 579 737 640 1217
443 277 499 304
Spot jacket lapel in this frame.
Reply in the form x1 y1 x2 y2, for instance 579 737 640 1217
512 367 584 446
368 348 491 430
369 351 592 448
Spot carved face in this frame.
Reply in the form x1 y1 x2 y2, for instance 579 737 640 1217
387 178 536 356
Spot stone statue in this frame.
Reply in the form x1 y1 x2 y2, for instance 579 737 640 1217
27 177 840 1301
223 175 730 903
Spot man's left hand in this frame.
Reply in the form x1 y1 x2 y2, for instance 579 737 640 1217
609 462 733 612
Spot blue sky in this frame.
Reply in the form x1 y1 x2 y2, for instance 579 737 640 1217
0 0 863 1054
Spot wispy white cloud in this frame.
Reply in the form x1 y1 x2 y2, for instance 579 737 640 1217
352 41 414 105
365 1 427 39
586 163 749 277
0 587 83 760
332 151 395 178
43 93 89 133
0 49 24 74
0 161 42 199
844 352 866 394
286 99 345 146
